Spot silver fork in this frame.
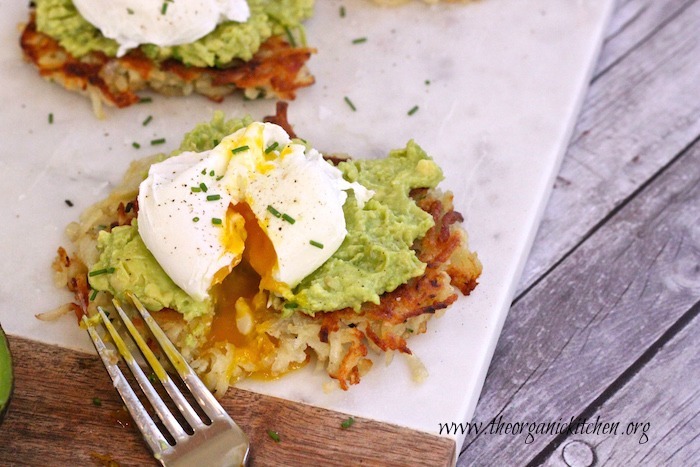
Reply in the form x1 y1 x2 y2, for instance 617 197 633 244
83 292 250 467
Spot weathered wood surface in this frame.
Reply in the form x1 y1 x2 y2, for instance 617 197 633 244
543 304 700 466
518 0 700 294
0 336 454 467
458 0 700 464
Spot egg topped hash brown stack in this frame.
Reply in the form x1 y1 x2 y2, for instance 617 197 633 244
53 107 481 394
20 0 315 116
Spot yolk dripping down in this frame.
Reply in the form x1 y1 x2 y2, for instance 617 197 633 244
207 202 305 379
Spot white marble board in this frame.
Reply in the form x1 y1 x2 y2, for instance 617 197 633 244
0 0 614 453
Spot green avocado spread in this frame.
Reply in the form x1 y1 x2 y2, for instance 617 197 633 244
88 113 443 318
35 0 314 67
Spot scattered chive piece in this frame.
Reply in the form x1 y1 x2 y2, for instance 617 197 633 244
148 373 158 383
161 2 168 14
284 302 298 309
267 430 281 443
192 217 200 222
309 240 324 249
209 170 215 176
90 289 98 301
352 37 367 44
265 142 279 154
138 97 152 104
267 205 282 218
127 8 134 14
216 175 224 181
231 145 249 154
191 186 201 193
212 217 222 225
284 27 297 47
132 142 141 149
281 213 295 224
48 113 54 124
88 267 115 277
199 182 208 192
151 138 165 145
64 199 74 207
201 169 207 175
142 115 153 126
425 79 431 85
407 105 419 116
206 194 221 201
341 417 355 429
344 96 356 111
92 397 102 407
340 6 346 17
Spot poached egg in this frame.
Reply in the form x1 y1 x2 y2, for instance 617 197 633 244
137 122 373 303
72 0 251 56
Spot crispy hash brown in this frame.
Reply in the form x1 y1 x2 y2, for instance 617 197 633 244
51 109 481 394
20 15 315 116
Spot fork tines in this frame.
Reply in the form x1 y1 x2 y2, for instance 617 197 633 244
83 293 249 466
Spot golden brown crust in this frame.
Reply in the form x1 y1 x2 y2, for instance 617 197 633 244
20 15 316 112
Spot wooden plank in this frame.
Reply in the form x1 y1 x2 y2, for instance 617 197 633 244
457 122 700 462
0 336 454 467
517 0 700 293
543 304 700 466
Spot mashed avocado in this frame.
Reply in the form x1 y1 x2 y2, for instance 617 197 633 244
35 0 314 67
89 223 212 321
88 114 443 318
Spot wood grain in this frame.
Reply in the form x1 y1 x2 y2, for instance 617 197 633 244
0 336 454 467
543 304 700 466
517 0 700 294
458 112 700 462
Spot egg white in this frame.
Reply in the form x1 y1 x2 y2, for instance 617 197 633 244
72 0 251 56
137 122 373 302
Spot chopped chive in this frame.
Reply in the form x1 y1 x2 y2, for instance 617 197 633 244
212 217 222 225
150 138 165 145
407 105 419 116
267 205 282 218
231 145 249 154
216 175 224 181
340 6 346 17
64 199 74 207
192 217 200 222
90 289 98 301
206 194 221 201
352 37 367 44
341 417 355 429
284 302 298 309
92 397 102 407
199 182 208 192
284 27 297 47
425 79 431 85
209 170 215 176
344 96 356 111
142 115 153 126
267 430 281 442
191 186 201 193
132 142 141 149
138 97 152 104
309 240 324 249
281 213 295 224
127 8 134 14
88 267 115 277
201 169 207 175
265 142 279 154
48 113 54 124
161 2 168 14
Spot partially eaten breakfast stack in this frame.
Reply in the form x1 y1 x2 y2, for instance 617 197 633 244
53 109 481 394
20 0 316 116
